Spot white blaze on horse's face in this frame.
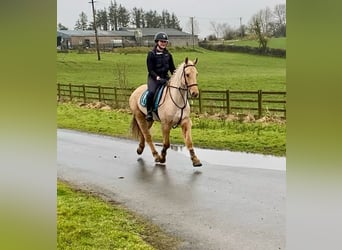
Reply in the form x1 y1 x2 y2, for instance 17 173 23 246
184 57 199 98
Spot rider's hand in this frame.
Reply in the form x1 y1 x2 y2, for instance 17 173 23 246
159 78 167 85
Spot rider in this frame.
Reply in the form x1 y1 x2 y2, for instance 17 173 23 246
145 32 176 121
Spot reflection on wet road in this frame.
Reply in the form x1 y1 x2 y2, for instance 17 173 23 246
158 143 286 171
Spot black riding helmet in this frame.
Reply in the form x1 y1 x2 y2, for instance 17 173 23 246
154 32 169 43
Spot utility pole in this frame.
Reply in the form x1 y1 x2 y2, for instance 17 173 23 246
90 0 101 61
239 17 243 40
190 17 194 49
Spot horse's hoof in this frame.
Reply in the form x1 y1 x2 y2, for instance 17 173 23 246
154 155 161 162
137 148 143 155
159 158 166 164
193 161 202 167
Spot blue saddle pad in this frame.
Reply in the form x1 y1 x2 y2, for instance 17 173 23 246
140 85 166 112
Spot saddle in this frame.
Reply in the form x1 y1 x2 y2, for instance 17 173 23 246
140 85 166 118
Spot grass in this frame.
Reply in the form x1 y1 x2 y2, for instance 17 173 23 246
222 37 286 49
57 102 286 156
57 47 286 91
57 181 180 250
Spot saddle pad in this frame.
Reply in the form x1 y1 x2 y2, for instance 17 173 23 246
140 85 166 111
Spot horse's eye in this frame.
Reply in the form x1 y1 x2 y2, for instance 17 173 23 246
186 74 190 77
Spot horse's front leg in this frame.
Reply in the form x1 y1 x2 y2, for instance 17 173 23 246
159 122 171 163
181 118 202 167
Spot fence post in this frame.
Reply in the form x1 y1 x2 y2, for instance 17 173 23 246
114 87 118 107
82 84 86 103
57 83 61 101
198 89 202 113
258 90 262 118
69 83 72 101
226 90 230 114
98 85 102 102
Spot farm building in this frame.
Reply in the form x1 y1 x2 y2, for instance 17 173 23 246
57 28 198 49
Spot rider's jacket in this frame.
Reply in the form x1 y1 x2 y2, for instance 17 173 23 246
147 47 176 80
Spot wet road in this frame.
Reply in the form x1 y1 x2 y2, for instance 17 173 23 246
57 129 286 250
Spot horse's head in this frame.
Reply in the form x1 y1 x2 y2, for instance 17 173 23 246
183 57 199 98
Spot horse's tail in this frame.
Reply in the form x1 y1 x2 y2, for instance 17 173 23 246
130 115 142 139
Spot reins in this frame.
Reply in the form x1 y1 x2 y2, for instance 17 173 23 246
162 64 198 128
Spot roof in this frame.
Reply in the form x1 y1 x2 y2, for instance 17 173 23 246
57 28 193 38
57 30 133 37
139 28 192 37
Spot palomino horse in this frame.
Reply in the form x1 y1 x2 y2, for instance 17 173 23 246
129 57 202 167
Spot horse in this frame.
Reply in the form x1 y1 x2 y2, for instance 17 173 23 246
129 57 202 167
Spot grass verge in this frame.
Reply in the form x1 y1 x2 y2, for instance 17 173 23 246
58 180 180 250
57 102 285 156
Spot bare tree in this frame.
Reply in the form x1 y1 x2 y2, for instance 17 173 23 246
274 4 286 26
210 21 220 38
184 17 199 35
272 4 286 37
249 16 268 51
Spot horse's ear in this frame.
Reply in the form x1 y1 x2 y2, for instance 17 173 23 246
185 57 188 64
194 58 198 65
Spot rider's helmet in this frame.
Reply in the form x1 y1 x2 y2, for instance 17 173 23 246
154 32 169 43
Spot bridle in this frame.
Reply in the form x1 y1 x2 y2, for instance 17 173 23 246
166 64 198 107
162 64 198 128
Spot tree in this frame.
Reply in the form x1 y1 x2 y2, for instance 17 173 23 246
274 4 286 26
74 11 88 30
170 13 181 30
271 4 286 37
249 17 268 51
96 8 109 30
58 23 68 30
131 7 144 28
108 0 118 30
210 21 221 38
117 4 130 28
144 10 161 28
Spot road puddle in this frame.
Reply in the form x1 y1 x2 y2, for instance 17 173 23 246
165 144 286 171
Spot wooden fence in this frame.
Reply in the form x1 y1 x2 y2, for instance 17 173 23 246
57 83 286 119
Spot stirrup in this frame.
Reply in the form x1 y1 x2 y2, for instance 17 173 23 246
146 112 153 121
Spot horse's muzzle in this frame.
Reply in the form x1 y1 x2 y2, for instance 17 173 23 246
190 91 199 98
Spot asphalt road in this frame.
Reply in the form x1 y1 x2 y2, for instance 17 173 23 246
57 129 286 250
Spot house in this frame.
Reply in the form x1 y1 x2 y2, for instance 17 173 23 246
57 28 198 49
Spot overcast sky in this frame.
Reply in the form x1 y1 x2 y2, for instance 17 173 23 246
57 0 285 38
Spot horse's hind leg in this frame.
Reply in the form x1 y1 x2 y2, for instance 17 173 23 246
136 132 145 155
135 112 161 162
181 118 202 167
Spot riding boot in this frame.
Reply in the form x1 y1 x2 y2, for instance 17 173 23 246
145 93 153 121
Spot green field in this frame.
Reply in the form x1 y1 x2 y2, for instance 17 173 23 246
216 37 286 49
57 47 286 91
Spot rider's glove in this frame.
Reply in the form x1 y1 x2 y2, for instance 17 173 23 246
159 78 168 85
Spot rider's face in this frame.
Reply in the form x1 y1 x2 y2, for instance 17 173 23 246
157 40 168 48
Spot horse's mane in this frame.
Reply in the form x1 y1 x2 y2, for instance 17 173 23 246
170 62 185 83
